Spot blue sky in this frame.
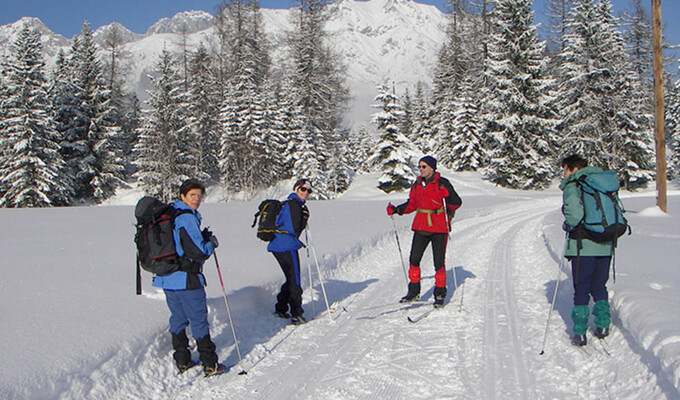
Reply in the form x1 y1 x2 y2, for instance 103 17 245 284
0 0 678 64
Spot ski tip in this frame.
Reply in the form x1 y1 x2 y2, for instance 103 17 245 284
238 370 248 375
539 350 545 356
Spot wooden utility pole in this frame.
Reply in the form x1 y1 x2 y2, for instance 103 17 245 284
651 0 667 212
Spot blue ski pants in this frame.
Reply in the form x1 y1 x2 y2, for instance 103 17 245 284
164 287 211 340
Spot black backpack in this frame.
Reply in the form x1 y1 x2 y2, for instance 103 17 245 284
134 196 190 294
251 199 285 241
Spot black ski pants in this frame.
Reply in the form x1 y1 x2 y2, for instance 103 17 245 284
408 231 448 288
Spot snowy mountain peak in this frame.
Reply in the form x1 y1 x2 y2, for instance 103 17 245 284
144 10 214 36
93 22 143 47
0 17 69 58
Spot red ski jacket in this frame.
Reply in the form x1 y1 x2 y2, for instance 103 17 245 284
396 173 462 233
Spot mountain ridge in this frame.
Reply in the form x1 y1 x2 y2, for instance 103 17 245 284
0 0 449 125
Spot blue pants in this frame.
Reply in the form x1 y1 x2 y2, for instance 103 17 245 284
164 288 211 340
571 256 611 306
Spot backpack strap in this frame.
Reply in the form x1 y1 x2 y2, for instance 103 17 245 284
136 253 142 295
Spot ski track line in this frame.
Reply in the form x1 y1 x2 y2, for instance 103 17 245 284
482 215 538 400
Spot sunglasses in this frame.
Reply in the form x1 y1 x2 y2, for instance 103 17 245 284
298 187 313 193
418 165 429 169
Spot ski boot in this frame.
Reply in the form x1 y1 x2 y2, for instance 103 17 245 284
400 282 420 303
433 286 446 308
571 334 587 347
594 327 610 339
291 315 307 325
204 363 227 377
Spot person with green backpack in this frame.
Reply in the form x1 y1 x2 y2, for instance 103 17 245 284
560 154 627 347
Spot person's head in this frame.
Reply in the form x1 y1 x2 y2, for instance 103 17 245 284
418 156 437 179
179 179 206 210
293 178 313 201
561 154 588 178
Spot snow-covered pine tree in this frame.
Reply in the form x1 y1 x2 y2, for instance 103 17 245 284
665 76 680 180
265 80 299 182
217 0 273 195
102 24 137 180
442 76 486 171
370 84 416 193
544 0 576 53
557 0 655 189
0 24 71 207
134 49 188 202
621 0 653 96
408 81 434 154
326 128 352 195
68 21 124 202
186 44 221 182
481 0 558 190
285 0 350 198
347 125 377 173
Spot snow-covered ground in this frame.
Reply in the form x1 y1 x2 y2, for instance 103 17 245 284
1 172 679 399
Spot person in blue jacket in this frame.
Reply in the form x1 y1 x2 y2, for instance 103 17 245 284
269 179 311 324
152 179 225 376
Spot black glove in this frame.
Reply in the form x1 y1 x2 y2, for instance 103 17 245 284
209 235 219 248
301 205 310 220
201 228 213 241
562 221 576 232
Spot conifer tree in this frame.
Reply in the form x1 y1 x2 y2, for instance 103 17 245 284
66 21 123 202
134 50 189 202
544 0 575 52
440 76 485 171
666 77 680 180
285 0 350 198
370 84 416 193
482 0 558 189
0 25 71 207
217 0 274 194
557 0 654 189
187 45 221 182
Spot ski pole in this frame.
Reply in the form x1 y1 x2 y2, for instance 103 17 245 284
214 251 247 374
306 226 332 322
389 210 409 284
305 229 316 317
443 199 460 309
539 232 569 356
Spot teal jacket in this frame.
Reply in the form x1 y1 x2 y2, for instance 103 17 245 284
559 166 614 257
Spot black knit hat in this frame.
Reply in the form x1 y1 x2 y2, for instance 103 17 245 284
419 156 437 170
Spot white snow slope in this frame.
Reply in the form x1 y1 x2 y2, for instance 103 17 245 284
1 172 679 400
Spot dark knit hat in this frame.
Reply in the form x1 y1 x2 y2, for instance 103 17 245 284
419 155 437 170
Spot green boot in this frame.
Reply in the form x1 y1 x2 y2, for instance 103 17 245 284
592 300 611 338
571 305 590 336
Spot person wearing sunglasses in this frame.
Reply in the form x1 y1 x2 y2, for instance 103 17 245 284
387 156 462 307
267 179 312 324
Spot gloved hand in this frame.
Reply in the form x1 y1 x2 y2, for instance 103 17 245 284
562 221 576 232
202 228 213 241
302 205 310 220
209 234 219 249
386 204 397 216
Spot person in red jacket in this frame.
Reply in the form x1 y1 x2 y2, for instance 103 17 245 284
387 156 462 307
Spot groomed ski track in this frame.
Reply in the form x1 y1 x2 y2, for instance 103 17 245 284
58 187 677 399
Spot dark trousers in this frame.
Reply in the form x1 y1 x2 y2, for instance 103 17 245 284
273 250 304 317
571 256 611 306
408 232 448 288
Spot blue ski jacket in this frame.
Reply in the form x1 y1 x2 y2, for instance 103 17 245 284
152 200 214 290
267 193 307 253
